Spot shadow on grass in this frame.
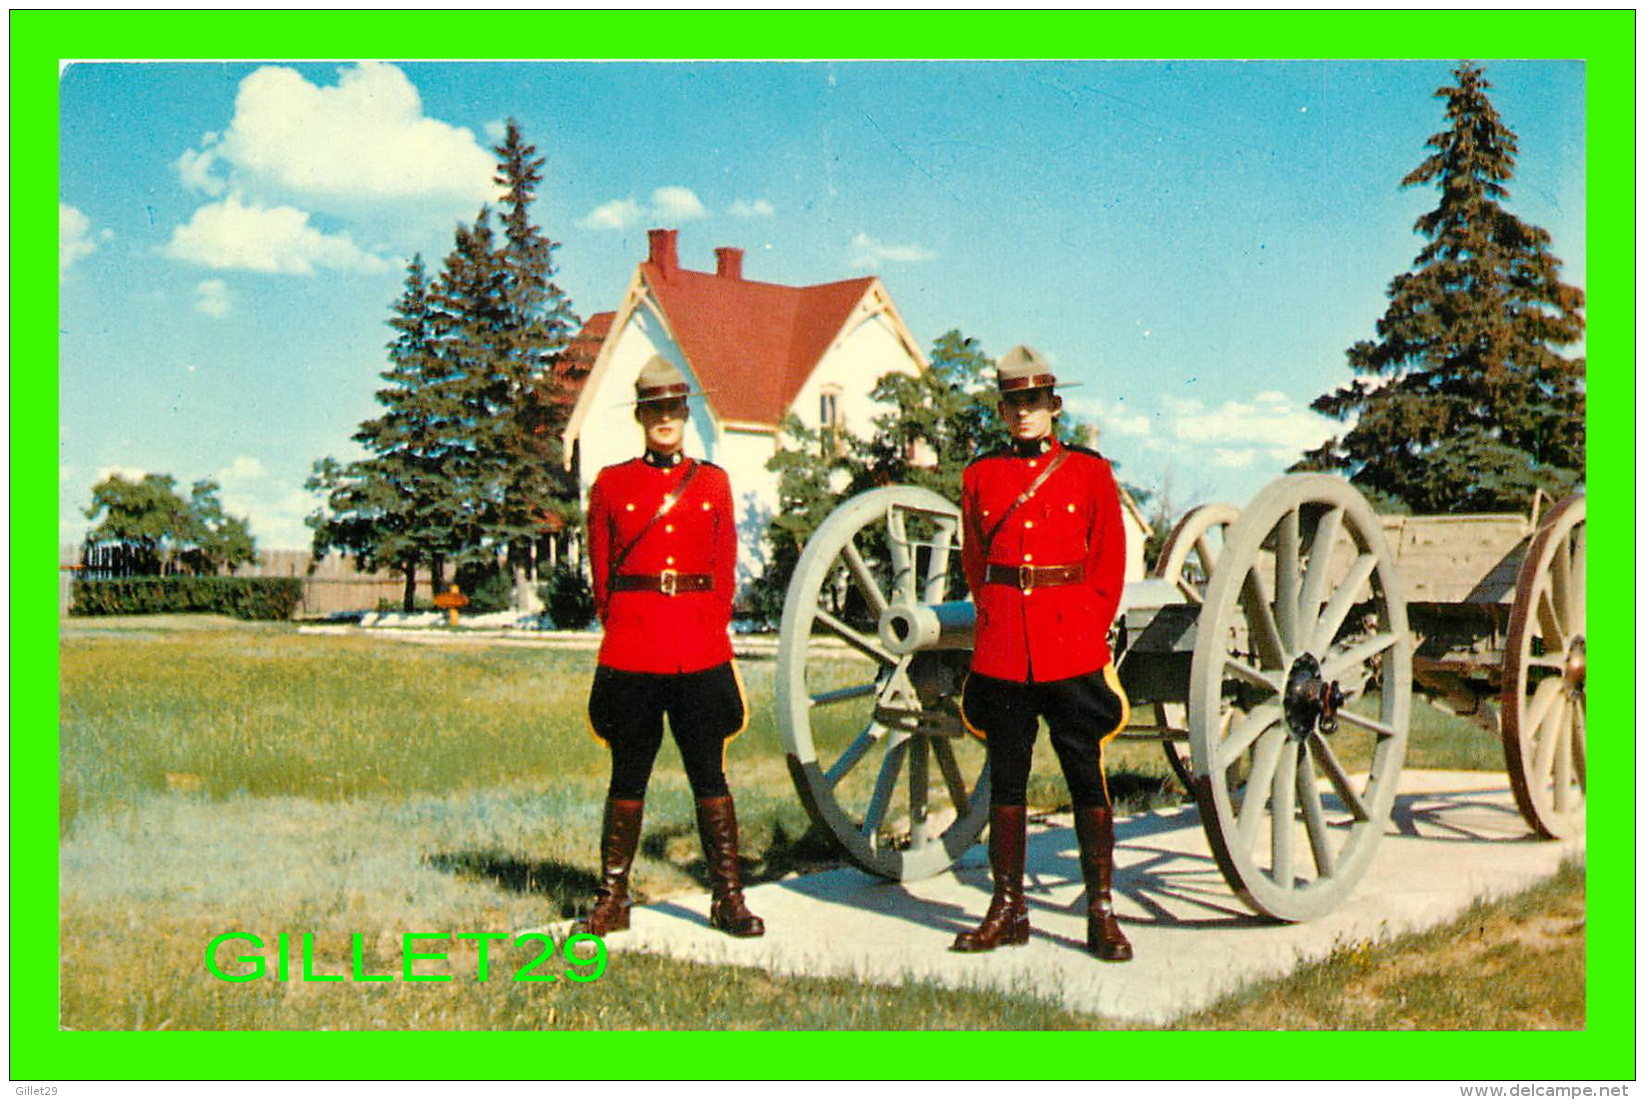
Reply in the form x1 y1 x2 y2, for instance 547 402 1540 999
425 850 599 919
643 817 850 891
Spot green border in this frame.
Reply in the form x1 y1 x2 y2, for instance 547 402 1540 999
17 8 1635 1083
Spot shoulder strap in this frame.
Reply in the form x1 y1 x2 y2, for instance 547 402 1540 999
979 449 1071 558
607 460 704 580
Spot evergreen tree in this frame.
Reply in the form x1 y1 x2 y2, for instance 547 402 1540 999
488 121 581 595
1295 62 1585 513
308 256 468 609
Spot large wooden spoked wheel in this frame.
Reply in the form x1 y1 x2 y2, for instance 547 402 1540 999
1501 493 1586 839
775 486 988 880
1149 503 1241 787
1187 475 1412 921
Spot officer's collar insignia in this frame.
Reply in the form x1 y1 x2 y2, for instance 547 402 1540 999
1011 437 1055 458
643 449 685 469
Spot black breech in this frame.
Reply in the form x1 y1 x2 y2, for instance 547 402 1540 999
587 662 746 801
960 668 1129 809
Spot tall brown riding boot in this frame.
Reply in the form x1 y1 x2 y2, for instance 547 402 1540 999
1073 804 1133 961
951 804 1030 952
576 797 645 936
695 795 765 937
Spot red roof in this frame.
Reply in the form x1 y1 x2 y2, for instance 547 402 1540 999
548 311 614 412
641 263 875 427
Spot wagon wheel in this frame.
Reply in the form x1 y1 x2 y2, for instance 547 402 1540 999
1150 503 1241 788
1187 475 1411 921
775 486 988 880
1501 494 1585 839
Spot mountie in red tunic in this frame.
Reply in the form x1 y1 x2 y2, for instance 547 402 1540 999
961 437 1127 683
586 456 737 674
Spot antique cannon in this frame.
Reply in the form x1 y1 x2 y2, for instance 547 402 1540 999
774 474 1585 922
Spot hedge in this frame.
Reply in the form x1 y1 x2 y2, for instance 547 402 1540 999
70 577 304 620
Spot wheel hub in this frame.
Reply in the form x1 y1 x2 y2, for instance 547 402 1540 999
1564 637 1586 691
1283 652 1345 739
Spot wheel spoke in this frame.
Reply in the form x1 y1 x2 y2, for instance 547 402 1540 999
1297 741 1336 878
1331 707 1398 739
860 734 910 842
1570 529 1586 633
1240 568 1287 668
811 682 879 708
885 508 917 603
840 541 888 619
813 608 899 668
1528 679 1565 779
1275 509 1301 653
824 721 886 787
1193 534 1219 583
908 735 931 849
1235 726 1287 848
1177 577 1205 605
1297 506 1345 647
1536 586 1568 653
1219 702 1282 767
1310 552 1379 654
1551 536 1573 641
1572 693 1587 786
930 738 971 813
1225 656 1284 695
921 519 958 604
1552 705 1574 813
1322 631 1401 682
1271 741 1298 890
1309 733 1372 822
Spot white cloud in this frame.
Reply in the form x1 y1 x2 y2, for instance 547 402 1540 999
1166 390 1335 453
60 203 101 280
217 456 267 484
1063 395 1152 438
162 193 394 275
194 279 232 318
182 61 495 207
848 232 936 269
652 186 707 221
95 464 148 483
579 197 645 231
579 186 708 231
729 198 775 218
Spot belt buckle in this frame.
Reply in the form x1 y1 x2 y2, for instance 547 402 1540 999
659 568 678 597
1019 564 1034 590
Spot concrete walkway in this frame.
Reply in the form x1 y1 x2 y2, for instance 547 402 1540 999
551 770 1583 1024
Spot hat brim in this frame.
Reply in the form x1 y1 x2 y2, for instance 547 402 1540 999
623 389 713 407
996 381 1081 393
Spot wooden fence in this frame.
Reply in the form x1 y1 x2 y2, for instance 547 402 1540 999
60 545 434 619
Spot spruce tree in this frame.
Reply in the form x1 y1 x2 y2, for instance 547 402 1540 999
489 121 581 596
1296 62 1585 513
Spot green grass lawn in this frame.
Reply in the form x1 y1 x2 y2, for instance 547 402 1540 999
57 616 1581 1031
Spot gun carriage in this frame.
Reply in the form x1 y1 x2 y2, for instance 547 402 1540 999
774 475 1585 921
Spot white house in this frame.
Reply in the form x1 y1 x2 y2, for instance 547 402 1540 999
560 228 928 591
558 227 1154 600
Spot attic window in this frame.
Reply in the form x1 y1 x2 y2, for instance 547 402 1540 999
819 387 843 431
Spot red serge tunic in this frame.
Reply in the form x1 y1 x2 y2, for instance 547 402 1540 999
586 457 737 674
961 438 1127 683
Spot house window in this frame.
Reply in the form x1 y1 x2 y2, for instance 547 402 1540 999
820 389 841 431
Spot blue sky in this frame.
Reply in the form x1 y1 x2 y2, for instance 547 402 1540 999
58 58 1586 549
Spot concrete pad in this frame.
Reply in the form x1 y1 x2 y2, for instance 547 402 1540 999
553 770 1584 1024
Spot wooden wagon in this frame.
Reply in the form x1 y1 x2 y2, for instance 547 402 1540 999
772 475 1586 921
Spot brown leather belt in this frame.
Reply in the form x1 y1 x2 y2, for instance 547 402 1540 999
983 562 1084 590
611 570 714 596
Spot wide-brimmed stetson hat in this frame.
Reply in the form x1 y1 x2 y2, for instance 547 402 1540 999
995 344 1080 393
629 355 710 405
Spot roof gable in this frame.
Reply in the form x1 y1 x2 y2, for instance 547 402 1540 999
641 262 877 427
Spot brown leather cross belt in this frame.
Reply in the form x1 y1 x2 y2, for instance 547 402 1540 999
983 562 1085 590
611 570 714 596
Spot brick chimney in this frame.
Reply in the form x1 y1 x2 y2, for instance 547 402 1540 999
714 246 744 281
647 228 679 278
